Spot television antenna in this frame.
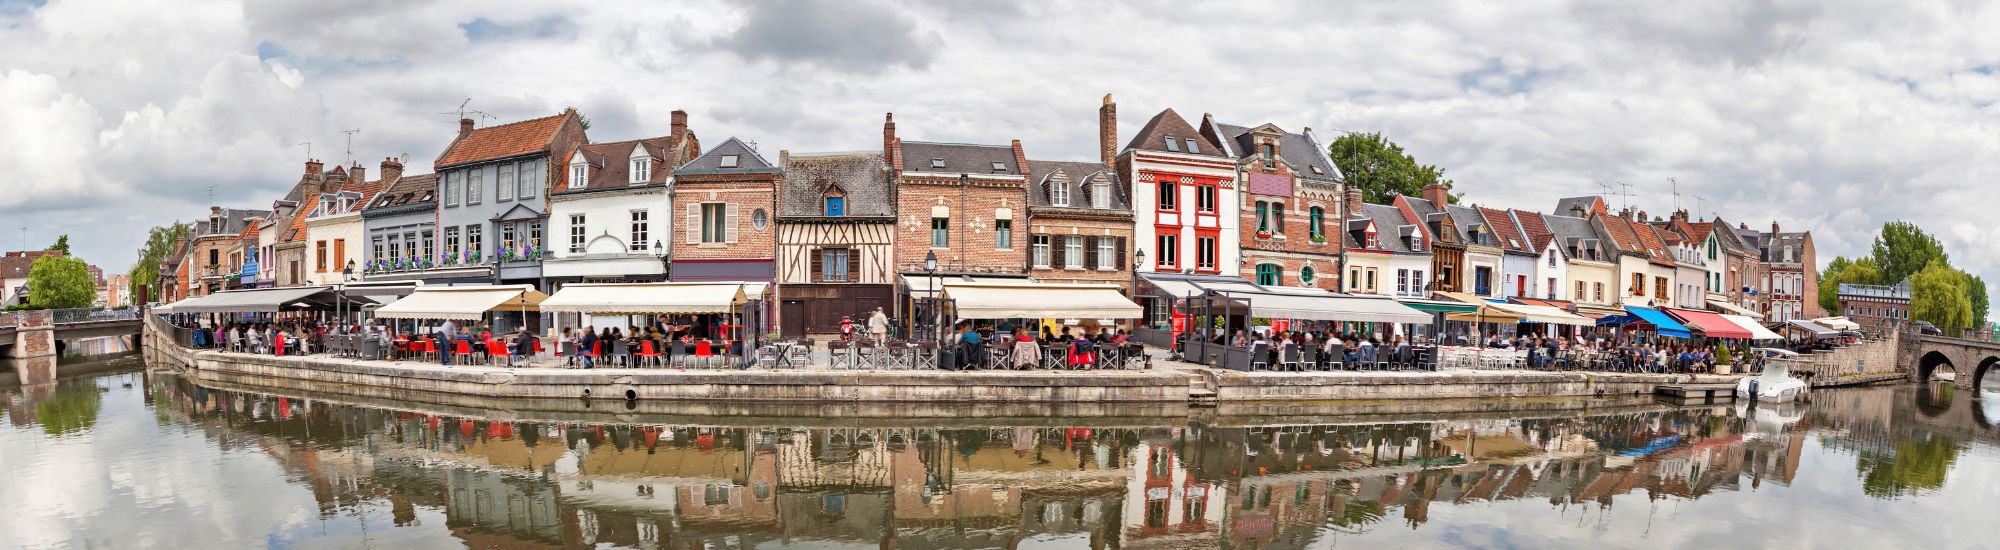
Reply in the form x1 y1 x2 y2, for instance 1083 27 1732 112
1615 181 1634 213
1592 181 1612 197
206 185 217 206
1669 178 1680 212
441 98 494 124
299 141 312 161
341 128 361 167
1694 194 1709 221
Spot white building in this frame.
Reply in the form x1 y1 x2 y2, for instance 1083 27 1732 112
1112 100 1240 277
543 132 698 285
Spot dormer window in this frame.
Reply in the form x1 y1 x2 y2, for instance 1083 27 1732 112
568 158 588 189
1163 136 1179 152
1091 182 1110 209
930 158 945 169
1184 138 1199 153
719 155 739 168
630 157 650 183
1051 180 1069 207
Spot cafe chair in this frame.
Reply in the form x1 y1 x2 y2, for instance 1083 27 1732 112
635 340 663 368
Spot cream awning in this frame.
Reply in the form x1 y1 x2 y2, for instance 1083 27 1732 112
1495 302 1595 326
1720 314 1783 340
176 286 335 314
941 281 1142 320
900 274 1030 294
540 282 746 315
1706 299 1763 320
372 285 548 320
1439 292 1524 324
1810 317 1861 331
1213 287 1433 324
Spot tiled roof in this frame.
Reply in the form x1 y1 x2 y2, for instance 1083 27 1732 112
1122 108 1225 157
437 112 572 168
900 141 1021 176
779 151 893 218
558 136 678 194
0 255 32 278
1205 121 1342 180
1026 160 1129 211
676 137 778 174
1477 206 1531 253
364 173 439 212
1511 209 1554 252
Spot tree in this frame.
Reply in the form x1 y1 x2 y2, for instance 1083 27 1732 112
1818 256 1881 313
1871 221 1948 284
27 253 94 309
1910 260 1973 331
1966 272 1990 328
1326 132 1458 204
47 234 69 255
127 222 190 303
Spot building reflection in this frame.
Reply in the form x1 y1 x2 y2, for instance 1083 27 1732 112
135 373 2000 549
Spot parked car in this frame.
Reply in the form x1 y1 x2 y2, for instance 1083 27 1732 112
1914 321 1942 336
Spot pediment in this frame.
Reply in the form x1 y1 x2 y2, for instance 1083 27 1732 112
492 202 543 222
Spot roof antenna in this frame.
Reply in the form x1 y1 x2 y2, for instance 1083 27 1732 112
341 128 361 167
1615 181 1634 213
206 185 217 206
299 141 312 161
440 98 494 124
1694 194 1708 221
1669 177 1680 213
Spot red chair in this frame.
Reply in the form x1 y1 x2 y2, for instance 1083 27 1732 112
420 339 439 362
635 340 663 368
453 340 476 365
694 340 714 368
275 337 287 357
578 341 601 367
488 340 513 366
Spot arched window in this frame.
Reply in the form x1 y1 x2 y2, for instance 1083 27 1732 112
1256 264 1281 286
1308 206 1324 239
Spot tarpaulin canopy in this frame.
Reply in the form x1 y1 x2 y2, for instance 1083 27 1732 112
1705 299 1762 319
1666 307 1752 339
1786 319 1841 338
1624 306 1691 339
1397 297 1481 314
372 285 547 320
942 281 1141 320
1720 314 1784 340
540 282 745 315
1810 317 1861 331
1495 302 1595 326
1213 287 1433 324
174 286 337 314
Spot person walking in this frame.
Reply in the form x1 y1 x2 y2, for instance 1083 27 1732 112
867 307 889 343
439 319 458 366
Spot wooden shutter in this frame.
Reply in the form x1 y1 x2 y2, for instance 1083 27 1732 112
1052 237 1066 269
333 239 346 269
810 248 824 283
1084 236 1098 270
725 203 740 243
847 248 860 282
1115 237 1126 271
686 202 701 244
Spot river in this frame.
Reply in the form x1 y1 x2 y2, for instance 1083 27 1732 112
5 354 2000 549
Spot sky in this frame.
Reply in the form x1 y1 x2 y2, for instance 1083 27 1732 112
2 0 1997 308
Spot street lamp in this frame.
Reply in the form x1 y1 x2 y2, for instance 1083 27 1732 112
340 260 354 326
1132 248 1146 328
925 250 939 346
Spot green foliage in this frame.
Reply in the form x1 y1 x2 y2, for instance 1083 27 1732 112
27 254 94 309
1964 272 1989 327
1910 261 1973 331
126 222 191 302
47 234 69 255
1871 221 1948 285
35 379 103 436
1857 433 1960 499
1325 132 1458 204
1713 343 1733 365
1818 256 1882 313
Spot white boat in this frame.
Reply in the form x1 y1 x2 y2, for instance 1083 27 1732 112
1735 361 1809 403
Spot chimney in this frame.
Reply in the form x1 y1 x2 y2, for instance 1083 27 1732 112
347 163 365 188
1344 187 1364 221
1010 139 1029 178
1569 205 1586 218
1672 209 1687 222
1099 94 1117 170
670 109 688 141
459 118 475 139
882 113 898 171
379 156 404 184
1771 220 1780 235
779 149 790 169
305 159 323 177
1638 210 1648 222
1422 182 1449 207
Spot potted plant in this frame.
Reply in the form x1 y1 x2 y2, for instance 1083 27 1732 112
1308 235 1326 244
1255 229 1273 239
1714 343 1734 374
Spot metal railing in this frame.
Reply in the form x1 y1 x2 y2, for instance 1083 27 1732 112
0 308 139 328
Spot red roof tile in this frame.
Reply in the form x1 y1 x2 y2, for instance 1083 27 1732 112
1511 209 1553 251
1477 206 1530 253
436 112 573 168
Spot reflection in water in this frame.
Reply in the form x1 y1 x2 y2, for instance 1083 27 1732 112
6 365 2000 548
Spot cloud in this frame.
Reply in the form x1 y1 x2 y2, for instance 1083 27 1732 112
709 0 943 74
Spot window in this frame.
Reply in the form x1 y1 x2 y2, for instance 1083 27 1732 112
1302 265 1316 285
1271 204 1285 234
719 155 739 168
528 221 542 250
501 223 517 249
1196 184 1215 212
1260 143 1274 162
930 158 945 169
1157 182 1177 211
370 238 382 262
819 248 851 282
444 172 459 206
1051 180 1069 206
1576 281 1587 301
1092 182 1110 209
752 208 769 230
1398 269 1411 294
1163 136 1179 152
1474 267 1492 295
824 197 845 216
1413 270 1426 292
931 216 949 248
315 241 328 272
569 215 586 252
1032 235 1051 267
1547 277 1557 300
1184 138 1199 153
1255 202 1269 233
700 203 726 244
1156 234 1178 268
445 227 461 258
333 239 345 270
1064 236 1083 268
1308 206 1324 239
1196 235 1216 270
467 168 482 204
519 160 538 199
1655 276 1669 300
995 219 1012 249
1256 264 1280 286
990 161 1006 173
1594 282 1604 302
630 156 650 183
1365 268 1377 292
419 230 432 261
1547 252 1557 267
1349 268 1361 291
569 162 588 189
632 210 652 251
1097 237 1115 269
1632 273 1646 296
498 162 515 201
387 234 401 261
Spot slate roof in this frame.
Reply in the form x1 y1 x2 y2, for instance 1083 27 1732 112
675 137 779 175
363 173 439 212
1204 121 1342 180
1540 213 1610 262
1477 206 1532 253
194 208 270 237
1353 203 1425 254
900 141 1022 176
437 112 573 168
1554 196 1605 218
1025 160 1130 211
1122 108 1225 157
559 136 679 194
1400 196 1455 245
780 152 893 218
1765 232 1810 263
1446 205 1497 247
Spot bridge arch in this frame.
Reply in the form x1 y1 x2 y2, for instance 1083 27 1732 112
1919 351 1957 383
1917 382 1955 418
1976 356 2000 393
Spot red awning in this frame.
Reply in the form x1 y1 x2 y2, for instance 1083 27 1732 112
1665 308 1752 339
1512 298 1575 309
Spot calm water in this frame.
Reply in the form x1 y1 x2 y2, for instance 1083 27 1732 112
6 358 2000 549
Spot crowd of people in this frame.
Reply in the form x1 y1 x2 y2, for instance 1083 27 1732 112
945 321 1134 370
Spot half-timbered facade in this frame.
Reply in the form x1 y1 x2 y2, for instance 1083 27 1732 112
1395 184 1463 294
1199 117 1344 289
775 150 897 336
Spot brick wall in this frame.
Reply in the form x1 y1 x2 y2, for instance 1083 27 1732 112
893 175 1028 273
1236 153 1341 289
1025 215 1134 291
672 173 779 260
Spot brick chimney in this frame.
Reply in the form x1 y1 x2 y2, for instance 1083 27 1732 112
670 109 688 141
1344 187 1364 221
305 159 323 177
1422 182 1449 207
1570 205 1587 218
1099 94 1117 170
347 163 365 188
1770 220 1780 235
459 118 475 139
1638 210 1648 222
882 113 900 172
1010 139 1029 178
379 156 404 184
1672 209 1687 222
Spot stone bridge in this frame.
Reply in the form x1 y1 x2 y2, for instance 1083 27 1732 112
0 308 143 359
1901 333 2000 390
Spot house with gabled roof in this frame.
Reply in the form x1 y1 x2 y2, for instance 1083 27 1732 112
668 136 781 282
188 206 270 296
1342 189 1431 298
360 159 446 282
885 113 1031 277
774 147 897 336
1649 216 1709 309
1109 96 1240 281
1197 115 1344 290
541 110 701 287
1509 208 1568 303
1705 215 1764 316
1538 212 1619 313
305 157 399 286
1024 157 1134 293
425 109 589 288
1394 184 1463 294
1478 205 1537 299
1760 221 1819 322
1593 208 1678 307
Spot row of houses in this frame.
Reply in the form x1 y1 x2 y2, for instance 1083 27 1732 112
154 95 1824 335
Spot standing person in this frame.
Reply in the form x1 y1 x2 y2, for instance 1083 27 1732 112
439 319 458 365
868 307 889 343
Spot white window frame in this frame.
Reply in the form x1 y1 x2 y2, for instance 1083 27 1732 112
569 161 588 189
466 168 482 204
1092 182 1109 209
1051 181 1069 207
1032 235 1051 268
700 203 727 244
630 210 650 252
497 162 515 201
630 156 650 184
569 214 586 253
1064 236 1083 269
1097 237 1115 269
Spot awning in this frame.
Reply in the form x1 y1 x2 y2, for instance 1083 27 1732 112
901 274 1032 295
1437 292 1522 323
1786 319 1840 338
1705 299 1762 319
341 280 422 299
1512 298 1575 310
1810 317 1861 331
1496 303 1595 326
1625 306 1691 339
941 281 1141 320
1720 314 1784 340
1212 288 1433 324
176 286 336 314
541 282 745 315
1397 297 1481 314
1665 308 1752 339
373 285 548 320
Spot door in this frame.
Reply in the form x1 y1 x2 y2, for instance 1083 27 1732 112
781 299 806 338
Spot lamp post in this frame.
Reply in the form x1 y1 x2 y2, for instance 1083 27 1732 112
653 239 666 281
340 260 354 326
1132 248 1146 328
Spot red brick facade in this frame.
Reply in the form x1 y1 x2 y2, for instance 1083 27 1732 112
1228 130 1342 290
671 174 779 262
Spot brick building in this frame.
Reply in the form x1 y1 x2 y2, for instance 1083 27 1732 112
1762 222 1821 322
669 137 781 282
887 115 1031 276
1024 159 1134 292
187 206 269 296
1838 279 1910 331
1197 117 1344 289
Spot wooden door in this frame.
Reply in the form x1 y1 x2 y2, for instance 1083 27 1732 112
781 300 806 338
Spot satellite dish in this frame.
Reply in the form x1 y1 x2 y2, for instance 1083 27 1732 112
399 153 411 165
